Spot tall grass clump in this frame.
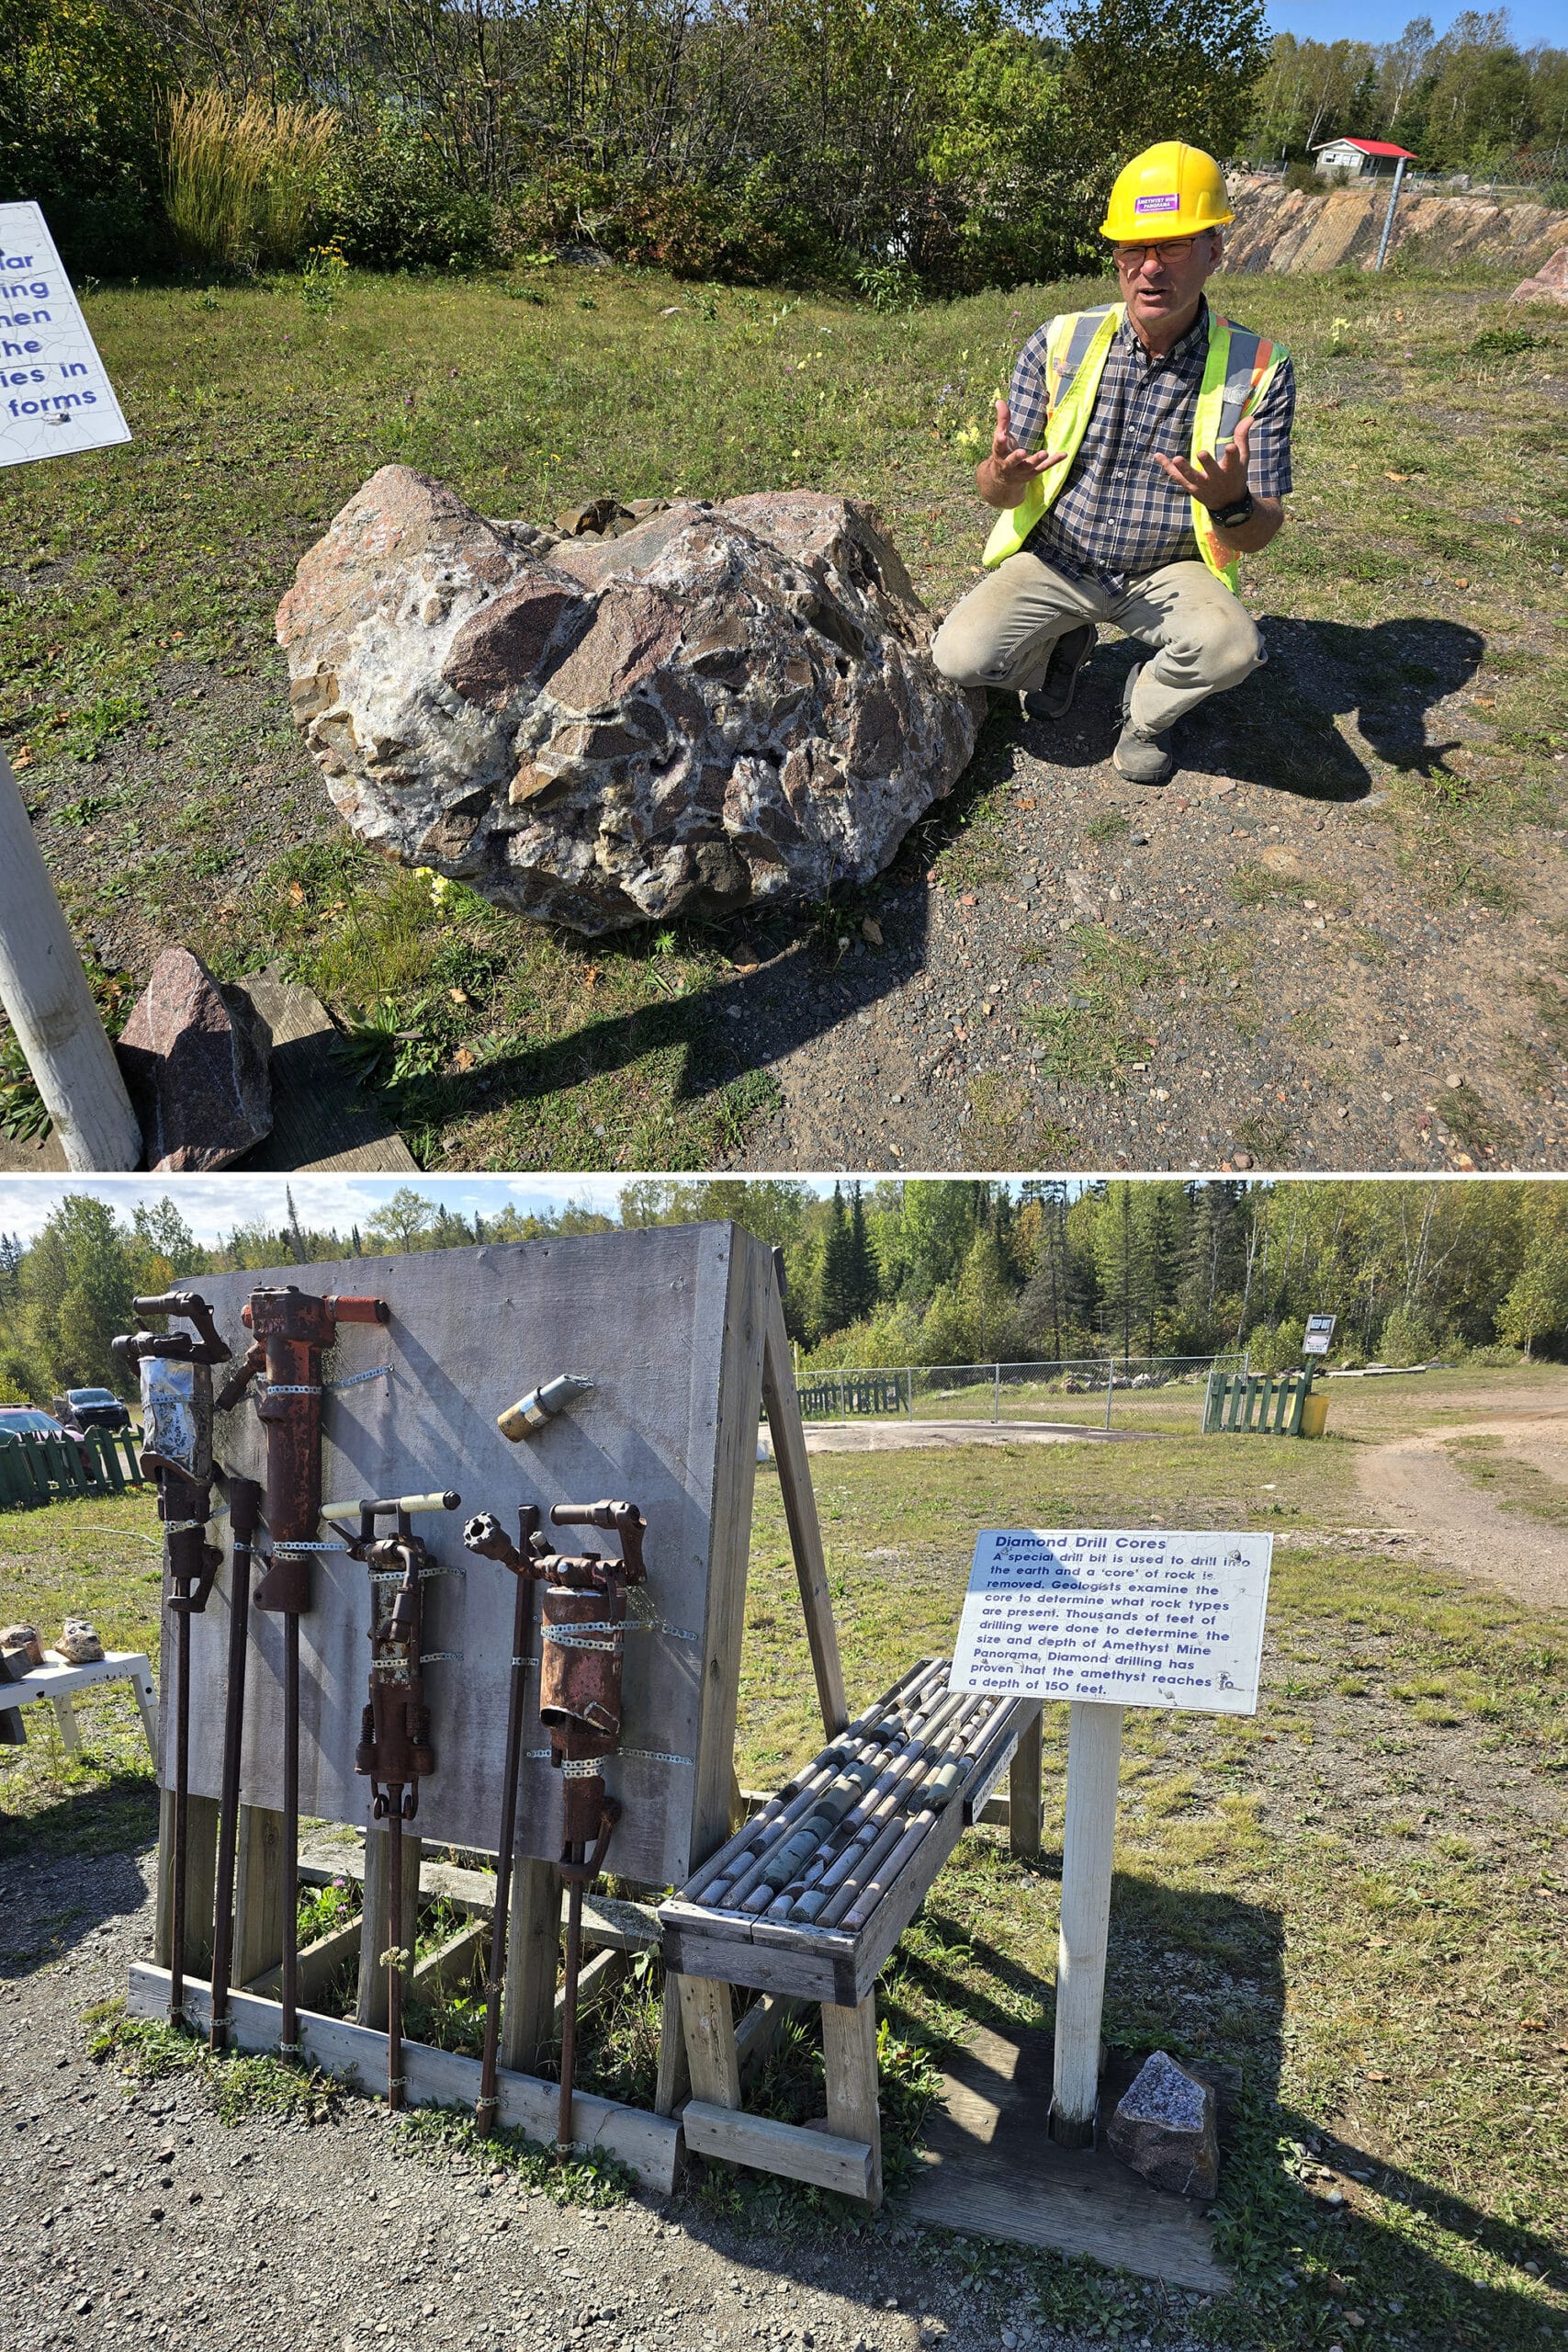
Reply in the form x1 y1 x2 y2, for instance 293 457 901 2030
163 89 335 271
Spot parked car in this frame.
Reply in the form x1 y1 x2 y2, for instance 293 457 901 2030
0 1405 95 1472
52 1386 131 1435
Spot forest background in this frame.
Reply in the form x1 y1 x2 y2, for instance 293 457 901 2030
4 0 1565 291
7 1177 1568 1408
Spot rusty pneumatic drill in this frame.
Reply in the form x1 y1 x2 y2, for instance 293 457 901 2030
322 1490 462 2109
112 1291 233 2029
463 1498 649 2148
216 1283 389 2060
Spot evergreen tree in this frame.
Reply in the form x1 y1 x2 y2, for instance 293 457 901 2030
818 1184 856 1335
844 1182 878 1325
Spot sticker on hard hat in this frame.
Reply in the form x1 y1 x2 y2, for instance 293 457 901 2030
1134 192 1180 213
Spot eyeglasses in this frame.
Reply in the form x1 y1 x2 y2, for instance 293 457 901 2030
1112 239 1209 266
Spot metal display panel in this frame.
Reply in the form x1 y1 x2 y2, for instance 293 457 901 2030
166 1222 767 1887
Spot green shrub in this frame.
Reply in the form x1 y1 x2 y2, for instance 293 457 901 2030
0 0 169 272
321 108 496 269
1378 1302 1442 1364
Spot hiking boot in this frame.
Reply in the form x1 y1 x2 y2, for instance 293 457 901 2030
1111 662 1174 786
1022 624 1095 724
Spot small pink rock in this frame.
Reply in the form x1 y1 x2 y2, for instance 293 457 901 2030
117 947 271 1171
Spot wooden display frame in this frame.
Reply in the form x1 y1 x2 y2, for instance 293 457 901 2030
139 1225 1043 2208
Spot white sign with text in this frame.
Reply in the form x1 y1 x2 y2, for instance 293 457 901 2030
951 1528 1273 1714
0 201 130 469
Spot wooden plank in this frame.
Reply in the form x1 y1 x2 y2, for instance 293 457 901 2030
0 1651 154 1713
845 1784 972 2007
125 1963 680 2194
682 2101 873 2200
662 1925 840 2006
655 1973 691 2118
1009 1706 1043 1863
231 967 418 1173
690 1233 767 1870
245 1914 364 2006
155 1789 220 1973
356 1826 423 2032
822 1991 883 2207
412 1917 487 2002
735 1990 804 2084
679 1974 740 2109
50 1694 81 1756
906 2022 1227 2291
299 1836 658 1951
232 1805 287 1989
500 1857 560 2078
555 1944 627 2024
759 1269 848 1737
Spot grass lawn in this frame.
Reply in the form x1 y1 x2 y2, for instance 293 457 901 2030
4 1366 1563 2346
1 263 1563 1167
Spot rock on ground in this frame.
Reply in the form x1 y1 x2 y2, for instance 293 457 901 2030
116 946 272 1171
1105 2052 1219 2200
276 467 979 936
1510 245 1568 305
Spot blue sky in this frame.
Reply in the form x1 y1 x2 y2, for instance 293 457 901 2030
1267 0 1562 47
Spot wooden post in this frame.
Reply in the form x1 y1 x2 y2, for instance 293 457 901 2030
822 1991 883 2207
154 1788 220 1973
498 1858 560 2076
232 1805 287 1988
1008 1704 1043 1861
655 1972 692 2117
1050 1700 1123 2148
355 1822 423 2031
50 1694 82 1756
760 1267 849 1737
679 1974 740 2109
0 747 141 1170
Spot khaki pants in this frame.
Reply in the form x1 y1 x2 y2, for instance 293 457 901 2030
931 550 1262 738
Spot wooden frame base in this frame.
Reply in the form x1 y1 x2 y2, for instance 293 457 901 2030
126 1963 680 2194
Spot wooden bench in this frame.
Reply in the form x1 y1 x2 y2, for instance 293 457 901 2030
660 1659 1043 2205
0 1649 157 1758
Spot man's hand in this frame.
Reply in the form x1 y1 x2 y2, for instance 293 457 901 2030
976 399 1068 510
1153 411 1252 510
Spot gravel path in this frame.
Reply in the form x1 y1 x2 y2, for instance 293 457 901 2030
1 1851 1194 2352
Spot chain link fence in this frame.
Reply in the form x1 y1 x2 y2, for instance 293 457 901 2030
789 1354 1249 1432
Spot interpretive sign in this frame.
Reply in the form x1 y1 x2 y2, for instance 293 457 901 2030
1303 1314 1337 1357
0 202 130 470
951 1528 1273 1714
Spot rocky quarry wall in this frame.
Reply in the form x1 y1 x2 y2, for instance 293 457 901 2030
276 468 979 936
1224 171 1568 277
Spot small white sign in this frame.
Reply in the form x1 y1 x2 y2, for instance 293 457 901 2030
952 1528 1273 1714
1303 1314 1336 1357
0 200 131 470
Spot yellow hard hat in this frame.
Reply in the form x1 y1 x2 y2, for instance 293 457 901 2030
1100 141 1234 243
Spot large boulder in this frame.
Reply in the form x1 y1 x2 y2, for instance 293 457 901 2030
276 467 979 934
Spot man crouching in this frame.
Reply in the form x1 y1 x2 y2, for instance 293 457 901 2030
931 141 1294 787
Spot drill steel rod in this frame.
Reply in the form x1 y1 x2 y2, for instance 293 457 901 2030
281 1614 300 2053
209 1476 262 2049
386 1791 406 2113
476 1562 534 2136
558 1863 585 2150
170 1592 192 2025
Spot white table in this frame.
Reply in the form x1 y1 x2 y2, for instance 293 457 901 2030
0 1650 157 1758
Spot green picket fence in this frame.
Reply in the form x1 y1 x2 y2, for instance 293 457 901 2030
793 1373 910 1420
1202 1367 1312 1436
0 1427 146 1508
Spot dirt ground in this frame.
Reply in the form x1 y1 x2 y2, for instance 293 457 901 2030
1355 1403 1568 1609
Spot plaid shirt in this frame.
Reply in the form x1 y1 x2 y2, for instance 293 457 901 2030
1008 299 1295 588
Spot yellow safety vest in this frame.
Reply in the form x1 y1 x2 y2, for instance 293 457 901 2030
981 303 1286 590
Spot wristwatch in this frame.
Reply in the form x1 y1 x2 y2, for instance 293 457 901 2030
1211 490 1255 531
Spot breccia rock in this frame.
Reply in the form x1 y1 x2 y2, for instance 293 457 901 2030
276 466 979 935
117 946 272 1172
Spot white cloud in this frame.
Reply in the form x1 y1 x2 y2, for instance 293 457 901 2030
0 1173 634 1245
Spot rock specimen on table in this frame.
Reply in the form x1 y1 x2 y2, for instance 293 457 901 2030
1510 246 1568 306
1106 2051 1220 2199
1 1623 42 1667
117 946 272 1171
55 1617 105 1665
276 465 979 935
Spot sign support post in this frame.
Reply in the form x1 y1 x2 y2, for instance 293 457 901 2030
0 747 140 1168
1050 1697 1124 2146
